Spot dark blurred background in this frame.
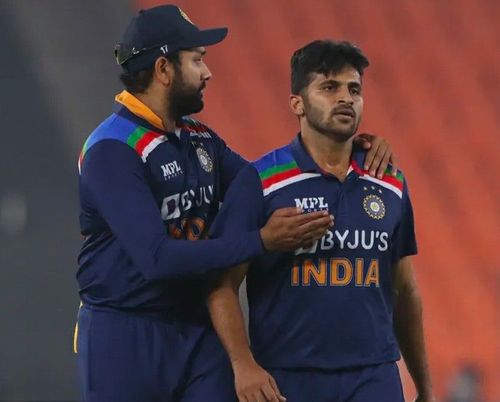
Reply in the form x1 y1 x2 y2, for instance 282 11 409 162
0 0 498 401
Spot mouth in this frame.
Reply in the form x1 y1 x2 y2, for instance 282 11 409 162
333 108 355 118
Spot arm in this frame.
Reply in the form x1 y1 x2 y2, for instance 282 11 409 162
392 257 434 402
82 142 330 281
207 265 285 402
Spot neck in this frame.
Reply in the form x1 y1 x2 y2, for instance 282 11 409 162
134 90 177 132
301 125 354 180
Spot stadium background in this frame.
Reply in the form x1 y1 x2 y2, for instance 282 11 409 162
0 0 498 401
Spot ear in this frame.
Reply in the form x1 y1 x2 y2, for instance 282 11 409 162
289 94 305 117
154 57 174 86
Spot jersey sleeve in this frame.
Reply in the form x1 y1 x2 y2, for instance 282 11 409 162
210 164 266 239
210 130 249 199
392 179 418 261
80 140 263 281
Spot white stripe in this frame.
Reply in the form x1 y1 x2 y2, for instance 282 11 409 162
141 137 166 162
359 175 402 198
263 173 321 196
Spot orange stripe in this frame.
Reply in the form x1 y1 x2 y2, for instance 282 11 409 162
115 90 165 131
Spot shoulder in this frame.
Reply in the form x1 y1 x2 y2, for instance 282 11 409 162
78 114 165 173
251 145 310 197
352 147 406 199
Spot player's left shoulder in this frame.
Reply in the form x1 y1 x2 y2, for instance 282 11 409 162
353 147 408 200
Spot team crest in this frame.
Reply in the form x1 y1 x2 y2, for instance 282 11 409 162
363 194 386 219
196 147 213 172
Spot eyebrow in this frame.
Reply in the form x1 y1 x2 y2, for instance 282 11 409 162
319 79 361 87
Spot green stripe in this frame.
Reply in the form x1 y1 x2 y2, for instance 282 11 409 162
82 137 91 155
384 167 404 183
126 126 148 149
259 161 298 180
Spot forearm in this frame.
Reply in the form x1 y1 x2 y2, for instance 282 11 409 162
394 286 432 396
207 284 255 368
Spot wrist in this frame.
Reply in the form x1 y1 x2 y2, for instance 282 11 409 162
258 227 271 251
231 354 257 372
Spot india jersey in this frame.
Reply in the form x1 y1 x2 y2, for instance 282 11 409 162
77 92 263 316
210 134 417 370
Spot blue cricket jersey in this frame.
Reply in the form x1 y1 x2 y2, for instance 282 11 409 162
210 134 417 370
77 91 263 316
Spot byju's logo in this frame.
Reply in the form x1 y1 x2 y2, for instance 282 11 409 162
294 197 329 212
161 161 183 180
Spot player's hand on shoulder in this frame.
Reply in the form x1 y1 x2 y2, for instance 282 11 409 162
260 207 333 252
354 133 399 179
233 360 286 402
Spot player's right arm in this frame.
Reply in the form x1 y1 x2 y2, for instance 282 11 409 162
81 141 330 281
207 265 286 402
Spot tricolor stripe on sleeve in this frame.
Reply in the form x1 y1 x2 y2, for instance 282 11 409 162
253 146 320 196
78 114 166 174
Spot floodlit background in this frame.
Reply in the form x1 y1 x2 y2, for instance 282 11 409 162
0 0 498 400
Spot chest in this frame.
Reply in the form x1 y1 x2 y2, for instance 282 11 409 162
264 175 402 253
144 134 218 223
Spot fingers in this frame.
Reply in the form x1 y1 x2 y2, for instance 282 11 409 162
375 146 391 179
364 140 383 176
389 151 399 176
271 207 302 217
289 210 329 226
353 133 373 149
269 376 287 401
296 215 333 236
261 386 280 402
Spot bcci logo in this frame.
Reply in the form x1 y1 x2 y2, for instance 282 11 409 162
363 194 385 220
196 147 213 173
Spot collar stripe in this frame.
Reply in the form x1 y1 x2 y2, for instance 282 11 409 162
359 175 403 198
263 173 322 197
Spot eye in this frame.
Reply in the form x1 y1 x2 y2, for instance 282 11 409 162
350 86 361 95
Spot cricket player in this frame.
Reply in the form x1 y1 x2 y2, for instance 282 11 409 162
208 40 434 402
76 5 398 402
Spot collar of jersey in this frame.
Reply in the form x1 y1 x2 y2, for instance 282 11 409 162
115 90 165 131
290 133 366 176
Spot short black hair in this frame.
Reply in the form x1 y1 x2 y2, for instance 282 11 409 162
291 40 369 94
119 51 181 94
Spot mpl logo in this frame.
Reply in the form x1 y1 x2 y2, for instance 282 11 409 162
294 196 329 212
161 161 183 180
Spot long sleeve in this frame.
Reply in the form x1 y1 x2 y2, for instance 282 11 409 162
80 140 263 281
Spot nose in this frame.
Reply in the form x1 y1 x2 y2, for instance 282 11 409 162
202 63 212 81
338 86 353 105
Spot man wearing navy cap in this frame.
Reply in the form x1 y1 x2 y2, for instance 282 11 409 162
208 40 434 402
75 5 398 402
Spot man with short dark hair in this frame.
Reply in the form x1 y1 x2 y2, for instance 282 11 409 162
75 5 398 402
208 40 434 402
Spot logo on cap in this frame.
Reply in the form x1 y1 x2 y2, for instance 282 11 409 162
179 8 194 24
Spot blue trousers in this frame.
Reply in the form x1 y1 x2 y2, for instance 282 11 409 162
269 362 404 402
75 305 237 402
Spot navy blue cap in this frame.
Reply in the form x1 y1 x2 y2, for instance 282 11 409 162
115 5 228 73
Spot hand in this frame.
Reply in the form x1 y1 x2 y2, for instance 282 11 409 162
260 207 333 252
233 360 286 402
353 133 399 179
